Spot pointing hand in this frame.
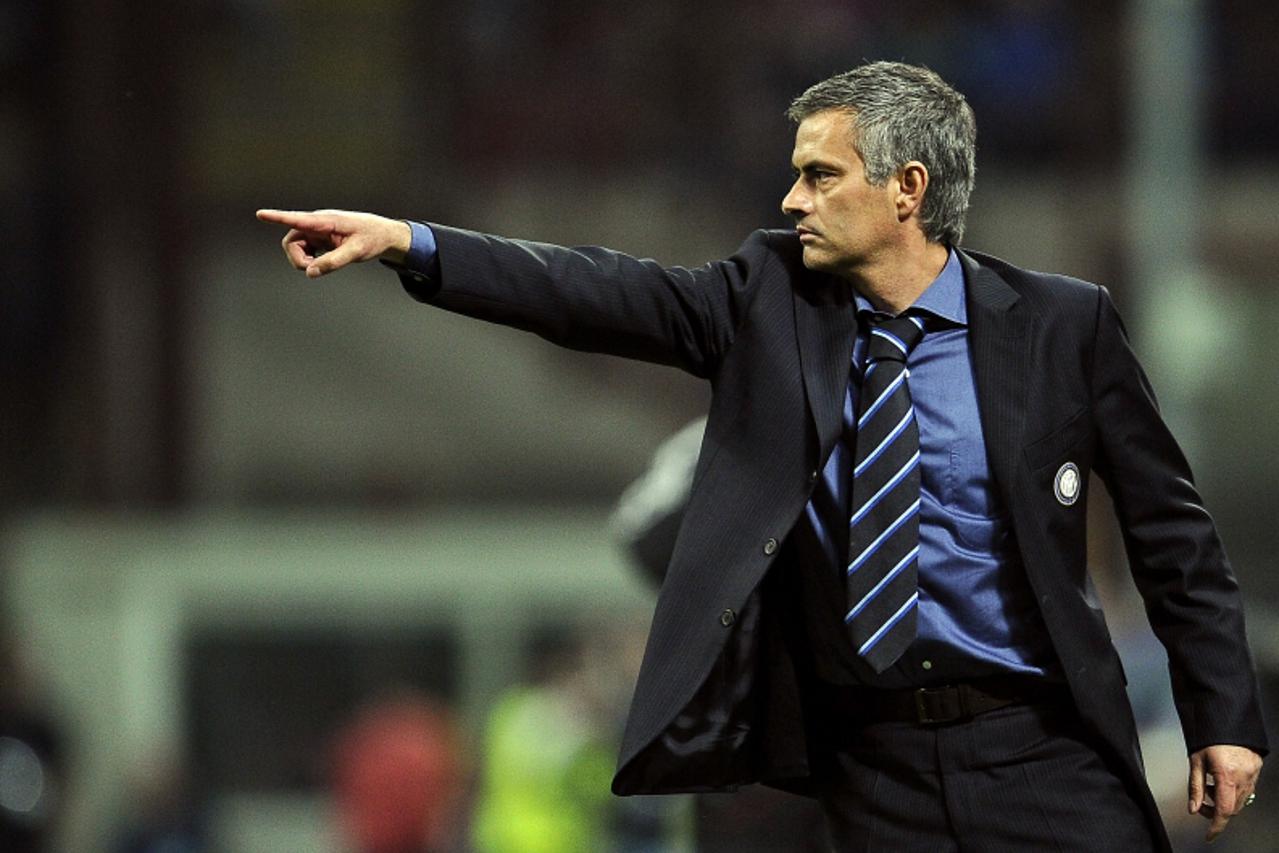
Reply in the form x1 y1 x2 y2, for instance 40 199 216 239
256 208 412 278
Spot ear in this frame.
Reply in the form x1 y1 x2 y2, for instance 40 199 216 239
895 161 929 224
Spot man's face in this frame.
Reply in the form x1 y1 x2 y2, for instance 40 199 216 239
781 109 900 278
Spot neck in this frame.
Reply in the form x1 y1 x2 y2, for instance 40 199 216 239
849 240 951 314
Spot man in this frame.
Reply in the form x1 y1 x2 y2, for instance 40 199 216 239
259 62 1266 851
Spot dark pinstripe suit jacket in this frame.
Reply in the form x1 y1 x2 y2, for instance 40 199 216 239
399 224 1268 848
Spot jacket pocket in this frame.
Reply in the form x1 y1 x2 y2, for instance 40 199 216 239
1023 407 1092 472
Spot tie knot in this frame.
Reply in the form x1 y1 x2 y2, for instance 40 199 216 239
866 314 925 363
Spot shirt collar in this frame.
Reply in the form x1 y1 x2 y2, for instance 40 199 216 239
853 248 967 326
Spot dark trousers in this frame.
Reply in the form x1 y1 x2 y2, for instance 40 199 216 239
814 700 1159 852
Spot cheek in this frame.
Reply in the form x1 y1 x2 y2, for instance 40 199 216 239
824 202 869 241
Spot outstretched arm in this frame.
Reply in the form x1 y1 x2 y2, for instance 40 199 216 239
256 209 412 278
259 208 782 378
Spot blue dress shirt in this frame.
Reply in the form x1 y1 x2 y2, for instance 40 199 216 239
805 249 1058 686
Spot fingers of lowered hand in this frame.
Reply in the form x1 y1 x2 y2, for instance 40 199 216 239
1190 745 1263 842
1206 775 1239 842
1188 751 1206 814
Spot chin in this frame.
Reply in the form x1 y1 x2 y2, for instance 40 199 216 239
800 246 837 273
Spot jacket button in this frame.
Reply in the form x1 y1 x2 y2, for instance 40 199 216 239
763 538 778 555
720 609 736 627
808 469 819 485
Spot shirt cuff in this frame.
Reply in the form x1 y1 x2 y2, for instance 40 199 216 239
381 220 440 295
403 220 438 273
383 220 442 301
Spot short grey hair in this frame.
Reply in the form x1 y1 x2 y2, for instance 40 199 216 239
786 62 977 246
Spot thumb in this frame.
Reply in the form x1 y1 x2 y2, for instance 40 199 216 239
1189 752 1206 814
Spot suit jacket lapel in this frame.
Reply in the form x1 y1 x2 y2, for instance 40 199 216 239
960 250 1032 499
793 276 856 460
792 254 1031 485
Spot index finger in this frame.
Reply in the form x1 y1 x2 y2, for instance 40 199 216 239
1207 780 1238 842
256 209 327 229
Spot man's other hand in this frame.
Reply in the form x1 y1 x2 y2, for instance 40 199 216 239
256 209 412 278
1188 744 1264 842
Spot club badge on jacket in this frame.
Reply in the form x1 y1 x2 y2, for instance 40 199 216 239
1054 462 1081 506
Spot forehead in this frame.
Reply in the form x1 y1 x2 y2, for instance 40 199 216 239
791 109 862 165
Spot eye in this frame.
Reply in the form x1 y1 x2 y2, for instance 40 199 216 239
793 167 837 186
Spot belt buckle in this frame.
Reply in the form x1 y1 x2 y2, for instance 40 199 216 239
913 686 963 725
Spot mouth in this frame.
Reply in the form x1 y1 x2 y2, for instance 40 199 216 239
796 227 820 243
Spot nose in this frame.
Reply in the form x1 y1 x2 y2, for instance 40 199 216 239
781 178 810 219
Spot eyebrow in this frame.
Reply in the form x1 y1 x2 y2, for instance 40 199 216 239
792 159 844 174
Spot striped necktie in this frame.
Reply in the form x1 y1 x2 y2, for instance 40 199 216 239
845 313 925 672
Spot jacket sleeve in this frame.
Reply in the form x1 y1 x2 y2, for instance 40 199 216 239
394 224 778 379
1089 286 1268 756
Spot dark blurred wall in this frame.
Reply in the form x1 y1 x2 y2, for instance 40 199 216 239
1 1 68 509
3 0 1277 560
0 4 1275 543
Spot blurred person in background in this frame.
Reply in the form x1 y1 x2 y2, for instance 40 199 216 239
259 61 1266 851
471 620 657 853
330 693 464 853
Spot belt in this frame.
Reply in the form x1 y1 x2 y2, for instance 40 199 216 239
830 677 1066 726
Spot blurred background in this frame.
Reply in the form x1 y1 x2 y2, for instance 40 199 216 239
1 0 1277 850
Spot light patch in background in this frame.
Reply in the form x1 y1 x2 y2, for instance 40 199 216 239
0 736 52 824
